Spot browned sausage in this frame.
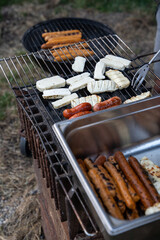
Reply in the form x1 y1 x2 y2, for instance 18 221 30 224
78 162 102 204
93 96 122 112
63 103 92 119
69 111 92 119
88 168 124 219
128 156 160 203
94 155 106 166
108 156 140 202
84 158 94 170
77 159 86 170
125 207 139 220
54 48 94 62
114 151 154 209
42 30 81 38
50 42 89 49
84 158 116 197
98 165 126 213
41 34 83 48
104 160 136 210
44 32 82 42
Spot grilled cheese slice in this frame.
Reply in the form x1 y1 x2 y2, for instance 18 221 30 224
153 182 160 195
145 203 160 215
105 69 130 89
66 72 90 85
94 61 106 79
124 91 151 104
42 88 71 99
100 54 131 70
36 76 65 92
52 93 78 109
72 56 86 72
87 80 118 94
71 95 101 108
69 77 95 92
141 157 160 183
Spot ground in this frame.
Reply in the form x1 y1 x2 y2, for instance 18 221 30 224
0 2 157 240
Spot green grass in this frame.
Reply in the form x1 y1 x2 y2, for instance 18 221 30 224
0 92 16 120
61 0 156 13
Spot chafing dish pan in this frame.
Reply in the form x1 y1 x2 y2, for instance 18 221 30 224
53 96 160 240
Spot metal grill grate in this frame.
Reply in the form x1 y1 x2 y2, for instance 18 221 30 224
1 35 159 123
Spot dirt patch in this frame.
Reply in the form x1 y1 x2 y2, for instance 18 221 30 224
0 2 157 239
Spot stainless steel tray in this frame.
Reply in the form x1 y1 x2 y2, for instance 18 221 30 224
53 96 160 240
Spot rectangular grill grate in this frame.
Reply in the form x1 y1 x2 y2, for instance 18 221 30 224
1 35 159 124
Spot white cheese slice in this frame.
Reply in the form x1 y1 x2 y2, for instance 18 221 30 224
69 77 95 92
94 61 106 79
66 72 90 85
145 203 160 215
71 95 101 108
52 93 78 109
124 91 151 104
100 58 125 70
100 54 131 70
36 76 65 92
87 80 118 94
42 88 71 99
141 157 160 183
105 69 130 89
153 182 160 195
72 56 86 72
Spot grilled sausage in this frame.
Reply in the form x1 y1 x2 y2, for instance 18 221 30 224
93 96 122 112
88 168 124 219
77 159 86 170
125 207 139 220
50 42 89 49
54 49 94 62
84 158 116 197
63 103 92 119
69 111 92 119
84 158 94 170
44 32 82 42
42 30 81 38
114 151 154 209
41 34 83 48
94 155 106 166
78 162 102 204
108 156 140 202
128 156 160 203
104 160 136 210
98 165 126 213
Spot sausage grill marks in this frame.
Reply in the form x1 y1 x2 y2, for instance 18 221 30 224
114 151 155 209
84 158 116 197
84 158 126 214
98 165 126 213
108 156 140 202
78 152 160 220
88 168 124 220
104 160 136 210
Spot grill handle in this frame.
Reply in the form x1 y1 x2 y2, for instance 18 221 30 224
128 51 160 71
66 187 98 237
